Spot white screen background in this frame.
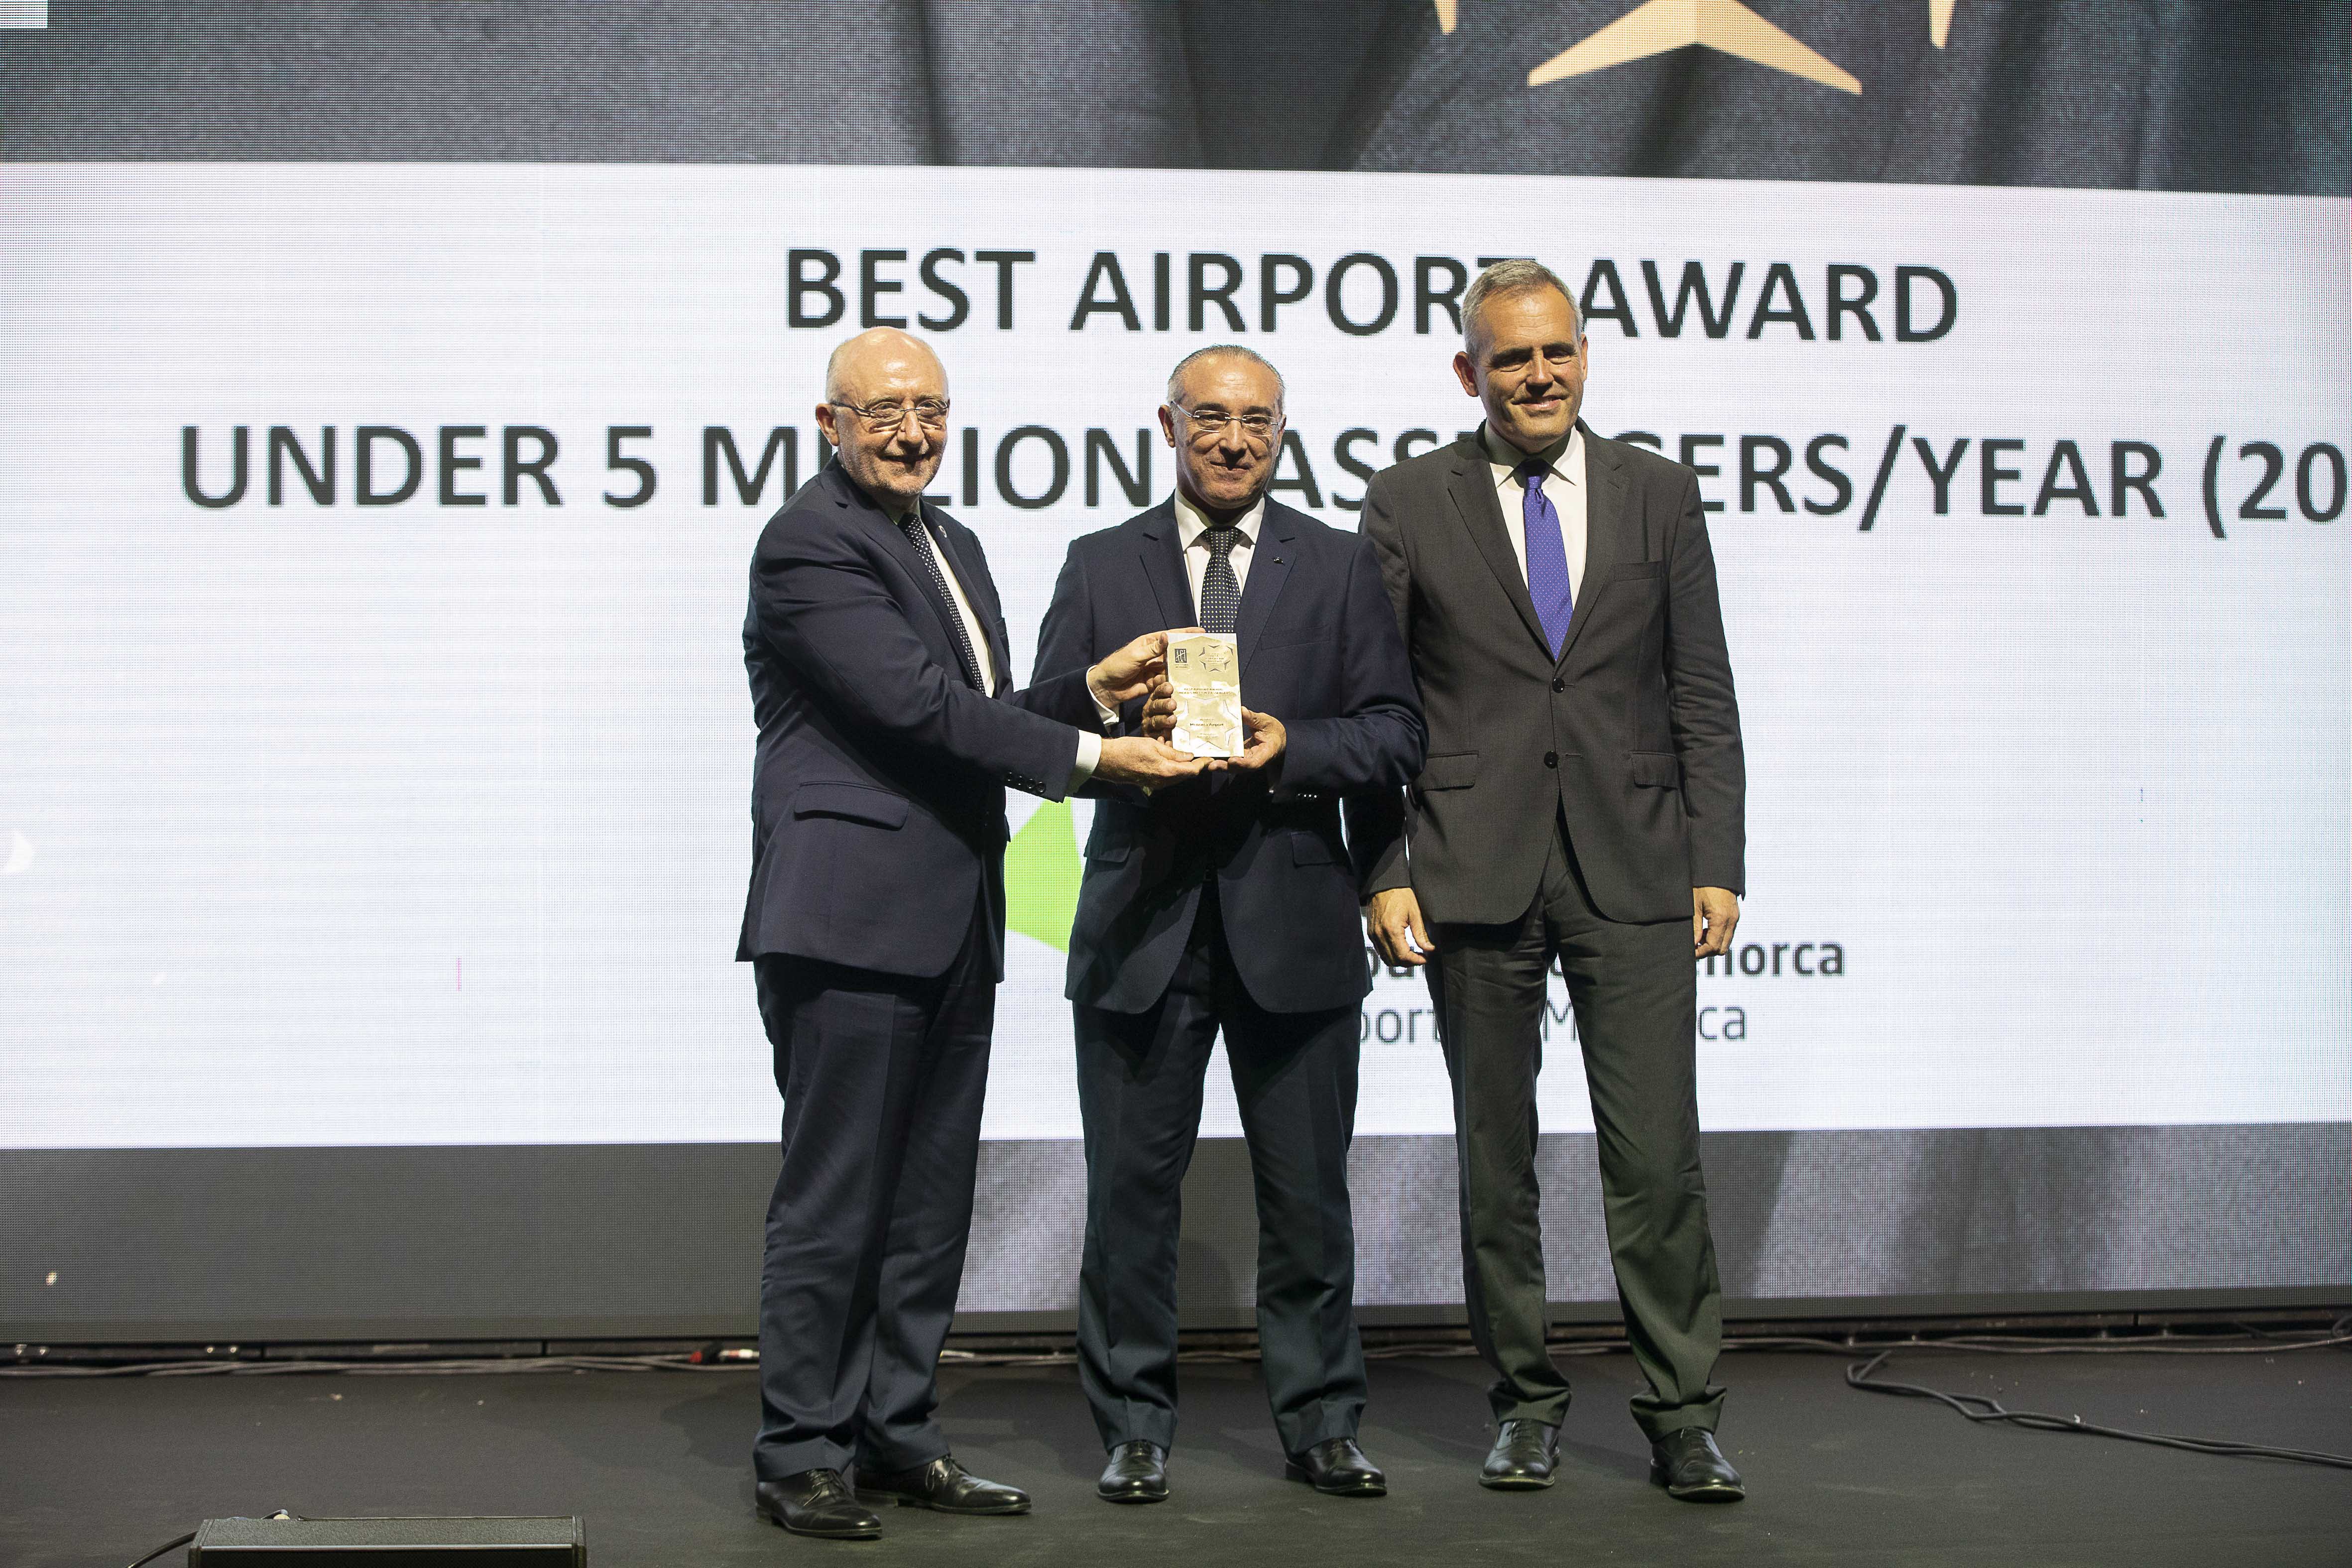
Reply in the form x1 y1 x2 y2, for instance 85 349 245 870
2 164 2346 1147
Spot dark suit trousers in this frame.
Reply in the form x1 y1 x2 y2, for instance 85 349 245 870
1074 883 1368 1458
751 910 993 1480
1425 819 1726 1441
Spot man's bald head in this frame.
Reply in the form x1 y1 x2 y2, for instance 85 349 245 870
816 328 951 511
824 327 947 407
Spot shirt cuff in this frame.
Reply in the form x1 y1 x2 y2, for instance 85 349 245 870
1092 692 1122 734
1067 728 1102 793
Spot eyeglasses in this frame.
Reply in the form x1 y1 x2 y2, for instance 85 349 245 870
831 398 951 433
1168 403 1281 447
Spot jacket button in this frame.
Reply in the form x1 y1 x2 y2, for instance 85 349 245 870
1552 677 1565 693
1543 751 1558 768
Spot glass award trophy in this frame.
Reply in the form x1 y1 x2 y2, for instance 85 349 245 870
1166 631 1243 758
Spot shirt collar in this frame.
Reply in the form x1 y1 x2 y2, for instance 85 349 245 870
1170 487 1267 550
1483 422 1582 486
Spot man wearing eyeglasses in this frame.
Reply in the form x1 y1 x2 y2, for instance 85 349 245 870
739 328 1208 1540
1029 346 1424 1506
1357 261 1748 1501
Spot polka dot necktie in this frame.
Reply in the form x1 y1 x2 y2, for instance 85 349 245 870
898 512 986 692
1520 461 1575 659
1198 524 1243 636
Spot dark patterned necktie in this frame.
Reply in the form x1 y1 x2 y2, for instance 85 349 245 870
898 511 986 692
1520 461 1575 659
1198 524 1243 636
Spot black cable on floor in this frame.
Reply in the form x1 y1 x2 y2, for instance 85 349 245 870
120 1531 194 1568
8 1321 2351 1376
1845 1348 2352 1471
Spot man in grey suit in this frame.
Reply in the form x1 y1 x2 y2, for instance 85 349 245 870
1357 260 1749 1502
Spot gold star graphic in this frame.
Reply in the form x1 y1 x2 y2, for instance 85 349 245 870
1527 0 1860 94
1434 4 1961 92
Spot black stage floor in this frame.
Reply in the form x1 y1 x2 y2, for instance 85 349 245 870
5 1347 2348 1567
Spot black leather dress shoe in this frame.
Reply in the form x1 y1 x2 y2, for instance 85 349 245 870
755 1468 883 1539
1096 1441 1170 1504
1649 1429 1746 1502
1479 1419 1561 1490
859 1453 1031 1515
1285 1436 1387 1497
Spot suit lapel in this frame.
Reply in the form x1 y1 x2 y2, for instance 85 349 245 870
1133 502 1193 629
1554 423 1623 669
1445 435 1550 658
1235 502 1297 675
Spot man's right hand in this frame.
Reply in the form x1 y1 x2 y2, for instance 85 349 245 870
1095 735 1208 792
1365 887 1436 966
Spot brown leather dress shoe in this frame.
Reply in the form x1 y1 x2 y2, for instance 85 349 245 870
858 1453 1032 1515
1097 1440 1170 1503
1649 1428 1746 1502
755 1468 883 1539
1480 1419 1561 1490
1285 1436 1388 1497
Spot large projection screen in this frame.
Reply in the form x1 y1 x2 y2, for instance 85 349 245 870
4 4 2347 1343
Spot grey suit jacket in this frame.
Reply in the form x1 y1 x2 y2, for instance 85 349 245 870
1356 424 1744 928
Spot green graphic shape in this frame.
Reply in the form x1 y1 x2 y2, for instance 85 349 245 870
1004 798 1082 953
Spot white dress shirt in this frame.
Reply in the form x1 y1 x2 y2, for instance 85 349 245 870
902 505 1100 789
1096 490 1267 735
1482 423 1588 602
1170 487 1266 604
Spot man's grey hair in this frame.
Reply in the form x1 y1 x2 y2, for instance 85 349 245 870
1461 258 1582 354
1164 344 1286 410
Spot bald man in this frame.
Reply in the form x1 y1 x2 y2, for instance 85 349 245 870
739 330 1203 1539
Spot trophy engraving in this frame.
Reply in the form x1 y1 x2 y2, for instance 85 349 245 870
1166 631 1242 758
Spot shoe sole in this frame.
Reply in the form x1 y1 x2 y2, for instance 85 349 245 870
864 1492 1031 1515
1284 1464 1387 1497
1478 1471 1556 1491
1649 1464 1745 1503
1096 1488 1170 1505
757 1507 883 1541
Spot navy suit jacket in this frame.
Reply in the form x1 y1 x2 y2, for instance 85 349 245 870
739 463 1097 980
1033 498 1425 1015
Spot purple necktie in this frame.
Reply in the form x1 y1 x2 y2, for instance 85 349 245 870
1520 460 1574 659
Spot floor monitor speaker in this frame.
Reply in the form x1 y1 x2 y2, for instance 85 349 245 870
188 1516 585 1565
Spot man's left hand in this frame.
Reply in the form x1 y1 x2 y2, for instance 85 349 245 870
1219 708 1287 774
1087 630 1178 710
1139 677 1178 741
1693 887 1739 959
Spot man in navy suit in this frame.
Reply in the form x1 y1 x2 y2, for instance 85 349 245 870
739 328 1205 1540
1031 346 1425 1504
